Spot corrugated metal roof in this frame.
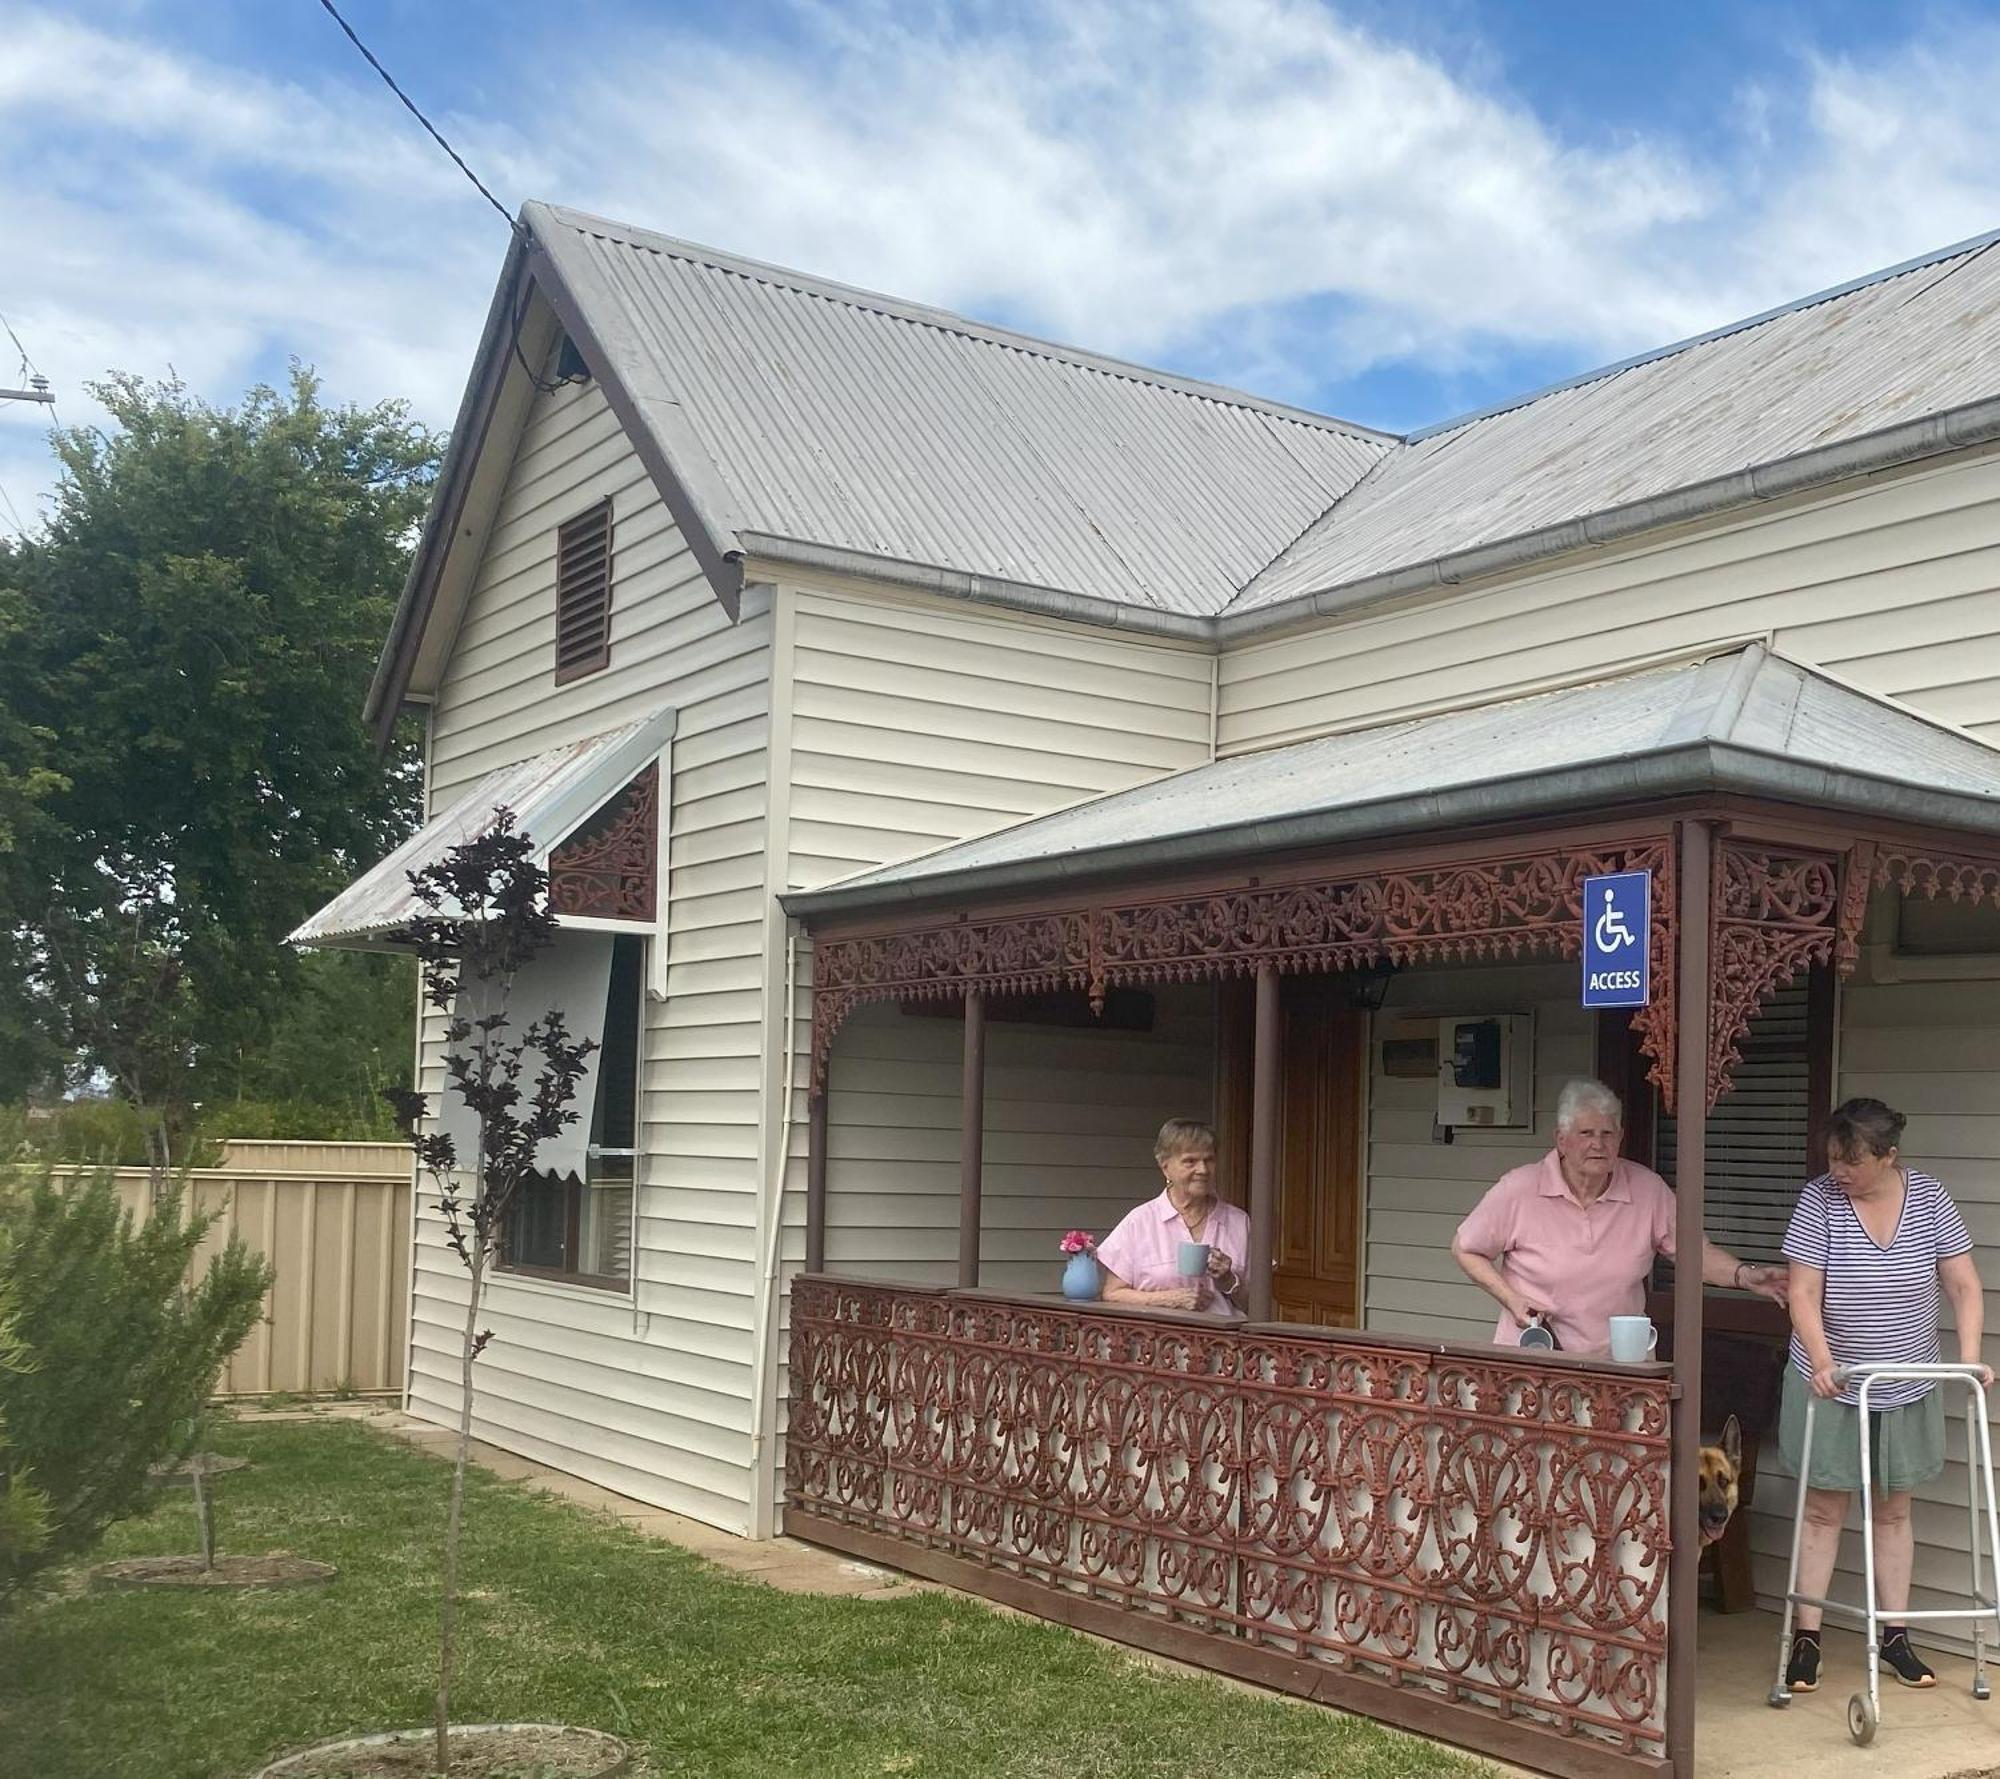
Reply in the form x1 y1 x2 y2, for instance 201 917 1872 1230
526 204 1393 618
1233 233 2000 612
783 646 2000 915
291 706 675 947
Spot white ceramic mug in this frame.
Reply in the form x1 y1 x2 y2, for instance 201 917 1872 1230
1608 1315 1658 1364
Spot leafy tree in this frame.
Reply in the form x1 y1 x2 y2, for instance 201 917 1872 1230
0 1166 270 1605
214 949 417 1128
390 814 596 1774
0 369 438 1169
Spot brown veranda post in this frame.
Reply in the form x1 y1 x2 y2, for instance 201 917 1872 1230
1667 818 1713 1777
959 989 986 1288
1247 962 1280 1321
805 1086 828 1273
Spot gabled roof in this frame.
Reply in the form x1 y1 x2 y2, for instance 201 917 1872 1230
529 203 1395 617
1232 229 2000 616
369 210 2000 735
781 645 2000 917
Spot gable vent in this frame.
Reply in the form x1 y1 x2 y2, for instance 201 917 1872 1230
555 499 613 684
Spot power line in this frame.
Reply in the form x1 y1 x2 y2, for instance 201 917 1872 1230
314 0 515 230
0 474 28 539
0 309 38 382
313 0 569 397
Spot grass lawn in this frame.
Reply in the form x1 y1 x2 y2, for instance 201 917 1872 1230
0 1417 1493 1779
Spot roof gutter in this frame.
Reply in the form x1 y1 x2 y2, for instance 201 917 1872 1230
737 533 1217 642
780 738 2000 923
1221 391 2000 641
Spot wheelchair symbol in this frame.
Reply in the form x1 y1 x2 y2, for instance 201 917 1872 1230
1594 890 1637 953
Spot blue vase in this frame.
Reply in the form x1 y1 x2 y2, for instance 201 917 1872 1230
1061 1253 1101 1301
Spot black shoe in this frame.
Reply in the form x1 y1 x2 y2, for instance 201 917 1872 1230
1881 1627 1936 1689
1787 1631 1822 1693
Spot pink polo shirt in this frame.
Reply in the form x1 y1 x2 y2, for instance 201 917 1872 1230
1454 1153 1677 1356
1094 1190 1251 1319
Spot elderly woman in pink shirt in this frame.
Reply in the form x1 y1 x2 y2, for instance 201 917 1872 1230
1452 1078 1787 1355
1094 1118 1249 1316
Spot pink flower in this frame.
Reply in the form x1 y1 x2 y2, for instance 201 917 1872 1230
1058 1229 1097 1256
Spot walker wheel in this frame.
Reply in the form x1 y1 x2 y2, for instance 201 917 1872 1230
1847 1692 1878 1746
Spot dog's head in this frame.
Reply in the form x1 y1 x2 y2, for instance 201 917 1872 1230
1698 1414 1743 1546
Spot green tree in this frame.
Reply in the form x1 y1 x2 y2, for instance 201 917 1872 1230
0 369 438 1167
215 949 417 1130
0 1167 270 1605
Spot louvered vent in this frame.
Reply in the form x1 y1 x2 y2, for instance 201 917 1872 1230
554 499 613 684
1657 979 1813 1264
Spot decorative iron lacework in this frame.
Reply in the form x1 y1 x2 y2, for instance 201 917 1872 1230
786 1278 1672 1763
1708 834 2000 1111
810 838 1677 1095
1873 844 2000 908
1708 841 1842 1111
549 763 658 922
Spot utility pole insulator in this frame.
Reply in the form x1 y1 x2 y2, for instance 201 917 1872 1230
0 375 53 406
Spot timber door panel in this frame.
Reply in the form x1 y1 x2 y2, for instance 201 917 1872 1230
1272 978 1364 1329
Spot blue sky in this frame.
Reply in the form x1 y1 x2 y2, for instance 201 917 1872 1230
5 0 2000 534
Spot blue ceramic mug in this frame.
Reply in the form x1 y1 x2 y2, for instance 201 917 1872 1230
1177 1241 1212 1277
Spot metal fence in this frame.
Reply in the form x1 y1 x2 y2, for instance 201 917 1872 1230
108 1148 412 1398
787 1275 1674 1779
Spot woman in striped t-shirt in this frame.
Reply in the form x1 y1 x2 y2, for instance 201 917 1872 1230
1778 1098 1990 1695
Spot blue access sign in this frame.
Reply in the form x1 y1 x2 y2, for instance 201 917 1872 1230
1581 869 1651 1009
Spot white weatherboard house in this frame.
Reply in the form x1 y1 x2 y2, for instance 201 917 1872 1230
298 206 2000 1779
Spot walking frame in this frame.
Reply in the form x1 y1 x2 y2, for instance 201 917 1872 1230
1769 1362 2000 1745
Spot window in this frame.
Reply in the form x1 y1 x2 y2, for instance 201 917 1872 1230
1655 973 1828 1266
500 933 644 1290
554 499 613 684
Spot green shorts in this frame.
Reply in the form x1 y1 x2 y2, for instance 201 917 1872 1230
1775 1365 1947 1495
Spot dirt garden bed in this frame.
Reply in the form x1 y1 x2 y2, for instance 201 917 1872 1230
255 1725 628 1779
91 1554 336 1591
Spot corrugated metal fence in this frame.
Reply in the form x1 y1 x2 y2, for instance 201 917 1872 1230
108 1141 412 1398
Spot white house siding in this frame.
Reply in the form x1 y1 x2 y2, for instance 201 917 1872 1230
781 584 1216 894
411 376 776 1533
766 581 1218 1520
1745 952 2000 1640
1362 963 1591 1345
820 990 1218 1293
1217 450 2000 754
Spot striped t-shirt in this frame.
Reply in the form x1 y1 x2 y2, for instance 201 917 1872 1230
1782 1170 1972 1408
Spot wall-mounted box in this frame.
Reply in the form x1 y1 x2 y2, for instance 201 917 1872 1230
1436 1013 1533 1128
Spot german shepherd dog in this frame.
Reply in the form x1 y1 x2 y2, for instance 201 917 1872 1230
1699 1415 1744 1546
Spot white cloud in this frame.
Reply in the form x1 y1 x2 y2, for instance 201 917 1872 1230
4 1 2000 535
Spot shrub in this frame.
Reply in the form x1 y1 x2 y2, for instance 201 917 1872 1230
0 1274 49 1582
0 1166 270 1605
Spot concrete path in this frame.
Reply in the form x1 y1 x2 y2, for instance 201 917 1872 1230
1697 1606 1998 1779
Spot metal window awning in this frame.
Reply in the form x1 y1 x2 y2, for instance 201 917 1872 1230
290 705 675 951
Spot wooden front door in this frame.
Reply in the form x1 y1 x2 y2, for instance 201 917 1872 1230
1220 975 1366 1329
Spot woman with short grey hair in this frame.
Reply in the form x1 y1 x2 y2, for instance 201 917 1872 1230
1452 1077 1787 1354
1555 1078 1623 1131
1094 1118 1249 1317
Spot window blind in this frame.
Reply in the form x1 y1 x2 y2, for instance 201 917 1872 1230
1657 979 1812 1264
